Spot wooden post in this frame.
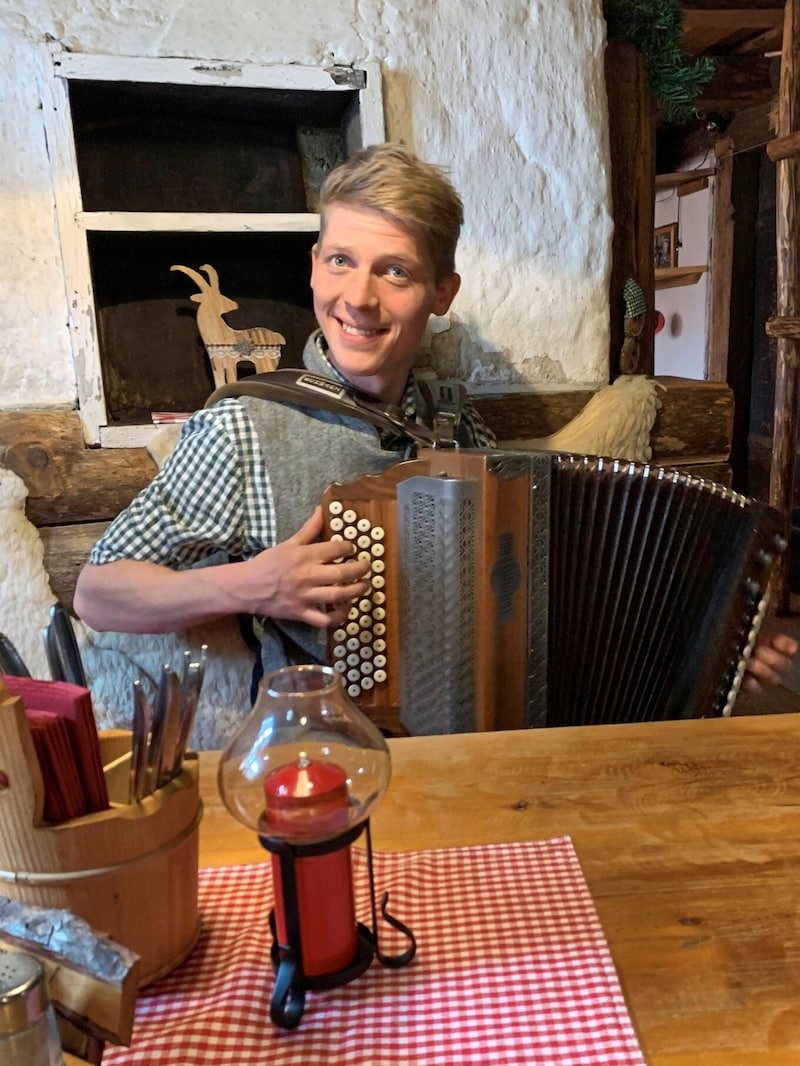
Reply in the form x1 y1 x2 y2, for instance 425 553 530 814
769 0 800 612
707 138 735 382
605 40 656 379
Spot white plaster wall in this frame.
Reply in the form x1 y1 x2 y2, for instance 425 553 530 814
653 173 712 380
0 0 612 411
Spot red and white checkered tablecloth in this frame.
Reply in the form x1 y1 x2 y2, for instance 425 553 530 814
104 836 646 1065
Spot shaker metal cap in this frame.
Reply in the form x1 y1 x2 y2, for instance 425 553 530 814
0 951 49 1035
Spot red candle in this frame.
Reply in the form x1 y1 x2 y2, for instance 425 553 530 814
263 757 358 977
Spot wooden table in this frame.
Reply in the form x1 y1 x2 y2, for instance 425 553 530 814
198 713 800 1066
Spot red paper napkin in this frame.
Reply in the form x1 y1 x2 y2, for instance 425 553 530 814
2 676 109 815
105 837 646 1066
26 711 88 822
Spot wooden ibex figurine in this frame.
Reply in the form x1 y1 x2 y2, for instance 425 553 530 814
171 263 285 388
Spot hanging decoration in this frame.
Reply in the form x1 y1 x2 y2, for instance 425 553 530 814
603 0 716 122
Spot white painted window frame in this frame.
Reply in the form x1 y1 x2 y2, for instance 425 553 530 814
36 45 385 447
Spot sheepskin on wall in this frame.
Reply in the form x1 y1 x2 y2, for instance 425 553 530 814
0 468 253 751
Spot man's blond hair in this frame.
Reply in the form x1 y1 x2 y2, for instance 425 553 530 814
318 143 463 282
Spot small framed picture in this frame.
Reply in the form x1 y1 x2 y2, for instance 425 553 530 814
654 223 678 269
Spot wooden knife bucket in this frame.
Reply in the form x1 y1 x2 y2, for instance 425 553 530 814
0 690 202 986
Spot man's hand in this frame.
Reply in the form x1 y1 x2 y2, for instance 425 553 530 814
244 507 370 627
742 630 799 694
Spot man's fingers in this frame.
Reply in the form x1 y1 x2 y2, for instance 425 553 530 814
767 633 799 657
290 506 325 544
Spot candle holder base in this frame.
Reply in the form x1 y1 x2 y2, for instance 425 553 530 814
259 821 416 1029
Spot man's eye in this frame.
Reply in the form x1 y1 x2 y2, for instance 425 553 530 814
329 254 348 267
386 265 409 280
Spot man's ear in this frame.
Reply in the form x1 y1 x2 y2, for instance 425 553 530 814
432 273 461 316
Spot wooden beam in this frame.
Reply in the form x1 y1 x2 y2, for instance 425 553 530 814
474 378 734 467
655 168 716 188
677 176 710 196
605 40 656 378
683 0 785 11
733 25 785 55
685 10 784 30
768 0 800 611
696 55 777 112
767 128 800 158
39 521 110 611
655 266 708 289
766 314 800 335
708 138 736 382
0 411 156 526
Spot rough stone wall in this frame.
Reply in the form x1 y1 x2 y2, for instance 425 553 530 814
0 0 611 407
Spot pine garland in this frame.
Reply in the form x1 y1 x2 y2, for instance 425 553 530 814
603 0 715 121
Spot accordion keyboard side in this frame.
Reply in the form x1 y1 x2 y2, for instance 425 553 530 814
321 458 430 735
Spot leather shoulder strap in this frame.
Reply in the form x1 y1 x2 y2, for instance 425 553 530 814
205 369 465 448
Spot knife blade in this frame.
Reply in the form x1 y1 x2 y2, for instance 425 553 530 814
157 669 183 787
131 679 152 803
48 601 87 687
0 632 31 678
171 655 205 777
43 621 63 681
145 666 170 795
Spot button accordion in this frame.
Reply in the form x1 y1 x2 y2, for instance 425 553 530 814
321 449 784 735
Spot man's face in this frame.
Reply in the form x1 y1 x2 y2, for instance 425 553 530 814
310 204 460 403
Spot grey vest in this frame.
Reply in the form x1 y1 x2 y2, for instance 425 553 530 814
238 393 409 679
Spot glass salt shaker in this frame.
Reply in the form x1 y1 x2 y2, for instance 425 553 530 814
0 951 64 1065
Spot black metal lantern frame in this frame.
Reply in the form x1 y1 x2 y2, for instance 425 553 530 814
259 819 416 1029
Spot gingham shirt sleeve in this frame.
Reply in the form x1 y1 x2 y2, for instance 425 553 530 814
459 398 497 448
88 400 275 568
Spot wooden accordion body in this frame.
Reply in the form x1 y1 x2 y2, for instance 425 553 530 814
321 449 784 735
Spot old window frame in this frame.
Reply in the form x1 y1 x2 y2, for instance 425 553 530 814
37 45 384 446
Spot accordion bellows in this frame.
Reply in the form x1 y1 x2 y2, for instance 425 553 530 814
322 449 784 735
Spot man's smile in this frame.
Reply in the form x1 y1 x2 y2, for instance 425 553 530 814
337 319 388 338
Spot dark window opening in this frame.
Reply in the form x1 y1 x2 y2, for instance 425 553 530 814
89 230 317 423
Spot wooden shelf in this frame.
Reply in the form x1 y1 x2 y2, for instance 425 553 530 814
655 169 716 189
655 265 708 290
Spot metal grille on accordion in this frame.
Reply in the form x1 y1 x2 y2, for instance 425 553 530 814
322 449 785 736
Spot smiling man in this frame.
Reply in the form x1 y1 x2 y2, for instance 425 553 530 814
74 144 496 693
74 143 795 712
